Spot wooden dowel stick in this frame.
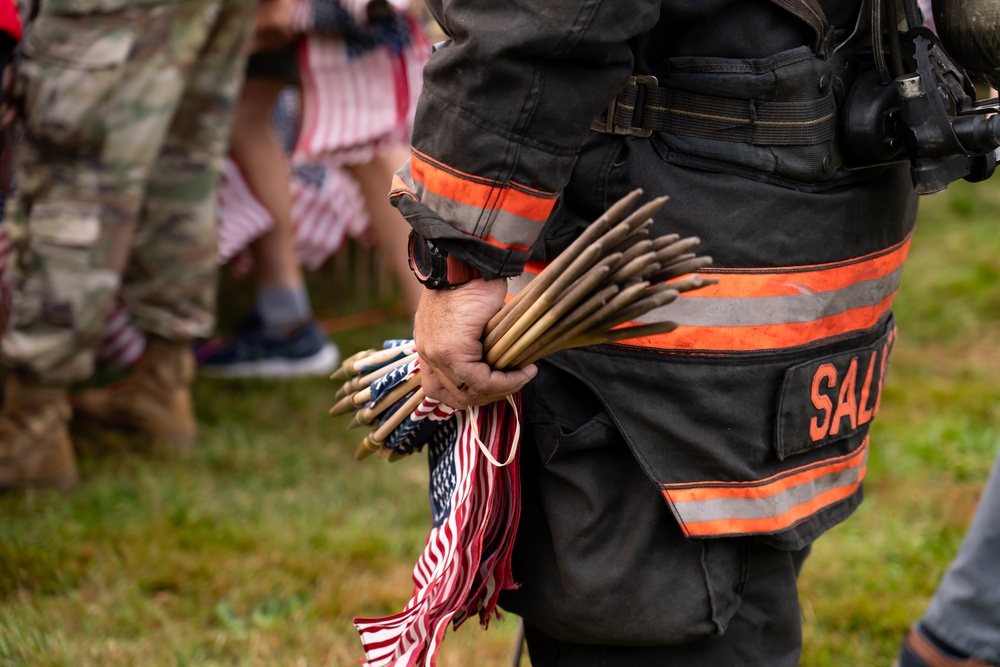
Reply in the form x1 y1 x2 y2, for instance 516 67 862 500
579 286 680 337
610 220 654 256
607 252 658 286
611 238 653 269
509 283 620 368
519 319 681 368
352 373 423 427
615 196 670 235
649 233 680 250
352 386 373 407
369 388 427 444
352 343 416 375
329 349 376 381
353 352 419 391
650 236 702 265
518 281 651 363
603 320 680 342
491 260 616 369
668 274 716 293
649 256 713 283
354 435 382 461
484 242 606 363
329 392 360 417
483 188 646 339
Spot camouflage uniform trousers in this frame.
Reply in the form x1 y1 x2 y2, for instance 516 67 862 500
0 0 253 385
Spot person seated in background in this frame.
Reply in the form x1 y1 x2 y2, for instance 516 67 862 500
196 0 340 379
197 0 429 378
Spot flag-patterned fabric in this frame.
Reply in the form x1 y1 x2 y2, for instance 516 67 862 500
354 394 522 667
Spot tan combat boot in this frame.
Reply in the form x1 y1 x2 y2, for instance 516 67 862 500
72 336 197 455
0 375 79 493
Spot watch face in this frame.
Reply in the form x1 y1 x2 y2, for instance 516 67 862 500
407 232 443 285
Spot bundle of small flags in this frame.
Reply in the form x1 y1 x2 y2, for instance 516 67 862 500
329 189 714 667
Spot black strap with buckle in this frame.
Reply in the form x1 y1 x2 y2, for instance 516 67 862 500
592 75 837 147
591 75 659 137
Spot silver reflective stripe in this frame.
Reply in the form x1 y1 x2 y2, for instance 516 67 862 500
668 449 867 526
507 264 902 327
638 265 903 327
397 164 545 250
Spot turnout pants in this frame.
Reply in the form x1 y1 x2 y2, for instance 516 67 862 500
499 363 810 667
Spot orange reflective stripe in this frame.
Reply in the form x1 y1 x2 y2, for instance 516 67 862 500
663 444 867 502
480 234 532 252
390 173 414 198
409 149 556 222
622 294 896 351
511 235 910 352
694 237 910 298
673 482 864 536
661 441 868 537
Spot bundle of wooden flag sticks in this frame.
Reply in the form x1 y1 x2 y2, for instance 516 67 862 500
328 188 714 462
333 188 715 667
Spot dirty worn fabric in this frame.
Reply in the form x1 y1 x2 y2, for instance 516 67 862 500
1 0 253 384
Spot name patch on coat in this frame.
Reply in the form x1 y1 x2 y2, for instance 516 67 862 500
775 323 896 459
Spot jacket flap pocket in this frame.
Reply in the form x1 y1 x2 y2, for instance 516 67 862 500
775 317 896 460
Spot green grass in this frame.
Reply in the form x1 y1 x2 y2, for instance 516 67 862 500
2 180 999 666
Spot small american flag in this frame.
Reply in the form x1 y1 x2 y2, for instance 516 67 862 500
354 394 522 667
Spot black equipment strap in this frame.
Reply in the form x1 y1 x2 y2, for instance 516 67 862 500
768 0 830 55
592 75 837 145
592 0 837 141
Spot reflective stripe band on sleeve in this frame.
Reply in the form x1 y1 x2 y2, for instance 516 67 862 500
662 439 868 537
507 234 911 352
390 150 557 252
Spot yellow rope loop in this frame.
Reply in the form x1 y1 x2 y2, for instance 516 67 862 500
466 395 520 468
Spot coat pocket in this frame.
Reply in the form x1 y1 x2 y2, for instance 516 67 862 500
18 16 135 149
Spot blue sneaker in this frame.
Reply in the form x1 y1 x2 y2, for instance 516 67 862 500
196 319 340 379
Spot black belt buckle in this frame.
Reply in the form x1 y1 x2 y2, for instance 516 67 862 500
592 74 658 137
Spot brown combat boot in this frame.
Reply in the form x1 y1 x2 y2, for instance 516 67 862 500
72 336 197 455
0 375 79 493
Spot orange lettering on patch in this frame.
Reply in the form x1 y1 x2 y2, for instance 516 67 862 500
810 364 837 441
858 351 878 425
830 358 859 436
874 327 895 416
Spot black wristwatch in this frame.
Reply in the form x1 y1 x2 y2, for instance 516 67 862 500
406 231 482 289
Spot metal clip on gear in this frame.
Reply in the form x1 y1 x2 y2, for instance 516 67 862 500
840 0 1000 193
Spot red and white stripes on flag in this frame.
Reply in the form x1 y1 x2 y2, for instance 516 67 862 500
95 301 146 369
216 155 370 274
212 21 429 272
355 395 522 667
295 25 426 164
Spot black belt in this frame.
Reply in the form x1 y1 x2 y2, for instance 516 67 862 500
592 75 838 147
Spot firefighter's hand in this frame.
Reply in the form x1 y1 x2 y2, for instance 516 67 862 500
414 278 537 409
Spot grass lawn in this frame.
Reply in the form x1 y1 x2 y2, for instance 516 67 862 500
2 180 999 666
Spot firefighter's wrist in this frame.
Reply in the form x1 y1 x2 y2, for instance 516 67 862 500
407 231 483 289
